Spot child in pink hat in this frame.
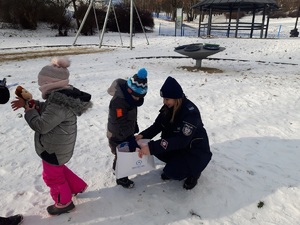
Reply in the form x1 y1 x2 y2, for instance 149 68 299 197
11 57 92 215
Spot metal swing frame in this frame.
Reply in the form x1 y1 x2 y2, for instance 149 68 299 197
73 0 149 50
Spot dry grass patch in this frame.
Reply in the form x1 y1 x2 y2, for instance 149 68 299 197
0 47 112 62
179 66 224 73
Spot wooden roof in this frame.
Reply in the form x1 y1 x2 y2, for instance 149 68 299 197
192 0 279 10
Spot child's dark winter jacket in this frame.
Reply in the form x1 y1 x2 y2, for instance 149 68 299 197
107 79 142 144
25 87 92 165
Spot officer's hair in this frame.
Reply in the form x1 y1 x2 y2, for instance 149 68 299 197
170 98 183 123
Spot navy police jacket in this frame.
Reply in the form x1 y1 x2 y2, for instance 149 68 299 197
140 97 212 175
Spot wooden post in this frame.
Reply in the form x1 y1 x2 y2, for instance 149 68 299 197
198 6 203 37
260 5 266 38
265 12 270 38
208 7 213 36
227 7 232 37
250 7 255 38
235 6 240 38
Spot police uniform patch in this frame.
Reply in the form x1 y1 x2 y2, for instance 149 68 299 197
182 124 193 136
160 139 168 149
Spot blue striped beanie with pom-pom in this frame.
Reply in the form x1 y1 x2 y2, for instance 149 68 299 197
127 68 148 97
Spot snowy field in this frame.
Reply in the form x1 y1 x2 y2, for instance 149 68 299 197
0 15 300 225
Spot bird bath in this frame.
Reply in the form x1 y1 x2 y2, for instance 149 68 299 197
174 43 225 68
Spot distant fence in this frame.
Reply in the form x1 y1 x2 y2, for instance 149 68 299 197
198 22 268 38
158 22 291 38
158 22 261 37
158 23 199 37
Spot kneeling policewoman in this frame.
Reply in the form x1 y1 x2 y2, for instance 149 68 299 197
137 76 212 190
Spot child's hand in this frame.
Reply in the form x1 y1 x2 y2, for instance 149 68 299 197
24 101 36 113
11 97 25 111
135 134 143 141
138 145 150 158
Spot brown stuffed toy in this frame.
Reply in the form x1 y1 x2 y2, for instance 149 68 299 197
15 85 35 108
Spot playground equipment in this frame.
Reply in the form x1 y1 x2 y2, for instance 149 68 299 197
174 43 225 67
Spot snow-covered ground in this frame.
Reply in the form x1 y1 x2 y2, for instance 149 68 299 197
0 15 300 225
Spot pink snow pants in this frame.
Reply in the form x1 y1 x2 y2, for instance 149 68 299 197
42 160 87 205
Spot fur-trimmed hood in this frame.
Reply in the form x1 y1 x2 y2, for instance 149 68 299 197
47 86 92 116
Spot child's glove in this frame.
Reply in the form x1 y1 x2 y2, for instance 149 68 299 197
127 136 140 152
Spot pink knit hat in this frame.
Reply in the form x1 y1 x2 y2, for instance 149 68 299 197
38 57 71 99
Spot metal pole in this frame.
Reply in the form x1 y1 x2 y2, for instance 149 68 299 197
93 1 101 41
159 23 161 35
196 59 202 68
111 3 123 46
99 0 113 48
133 0 149 45
73 0 94 45
294 7 300 29
175 16 177 37
130 0 134 50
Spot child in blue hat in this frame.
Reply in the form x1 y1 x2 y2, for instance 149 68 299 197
106 68 148 188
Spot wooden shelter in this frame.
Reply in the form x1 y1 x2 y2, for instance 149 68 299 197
192 0 279 38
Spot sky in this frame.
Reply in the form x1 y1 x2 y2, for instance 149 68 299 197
0 14 300 225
